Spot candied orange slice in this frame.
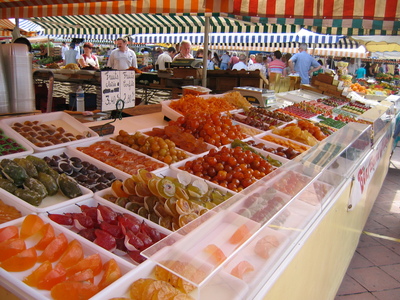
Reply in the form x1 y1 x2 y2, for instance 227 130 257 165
0 225 19 243
1 247 37 271
230 260 255 279
23 260 53 287
203 244 226 266
68 268 94 283
37 264 67 290
66 253 102 277
0 238 26 262
129 278 156 300
56 239 84 269
254 235 280 259
20 214 45 239
51 281 99 300
38 233 68 263
98 258 122 290
35 223 55 251
229 224 251 245
111 180 129 198
143 280 174 299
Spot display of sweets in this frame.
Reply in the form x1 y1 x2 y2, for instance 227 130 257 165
0 129 27 156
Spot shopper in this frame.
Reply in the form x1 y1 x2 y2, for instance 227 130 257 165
173 40 193 60
195 48 204 59
212 52 221 69
220 52 230 70
39 44 48 58
268 50 287 77
229 52 239 69
232 54 248 71
64 43 79 65
78 42 99 70
60 42 68 60
107 37 138 70
155 47 176 70
248 53 267 76
356 63 366 79
207 51 215 70
288 43 321 84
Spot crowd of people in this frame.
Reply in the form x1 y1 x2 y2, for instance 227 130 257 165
52 39 400 80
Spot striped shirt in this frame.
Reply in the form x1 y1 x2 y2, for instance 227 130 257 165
268 59 286 74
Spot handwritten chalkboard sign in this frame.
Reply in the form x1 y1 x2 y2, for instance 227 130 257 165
101 70 136 111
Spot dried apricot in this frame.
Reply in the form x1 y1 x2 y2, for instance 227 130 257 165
20 214 45 239
23 261 52 287
56 239 84 269
51 281 99 300
0 225 19 243
98 258 122 290
66 253 102 277
1 247 37 271
35 223 55 251
129 278 156 300
0 238 26 262
38 233 68 263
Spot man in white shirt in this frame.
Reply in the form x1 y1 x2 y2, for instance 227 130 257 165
107 37 138 70
61 42 68 60
155 47 177 70
232 54 248 71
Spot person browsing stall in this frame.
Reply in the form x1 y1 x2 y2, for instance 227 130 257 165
78 42 99 70
64 43 79 65
107 37 138 70
288 43 321 84
155 47 177 70
173 40 193 60
268 50 287 77
232 54 248 71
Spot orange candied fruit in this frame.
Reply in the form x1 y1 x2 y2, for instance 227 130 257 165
23 261 53 287
35 223 56 251
66 253 102 277
20 214 45 239
98 258 122 290
203 244 226 266
0 247 37 272
0 238 26 262
51 281 99 300
37 264 67 290
56 239 84 269
0 225 19 243
38 233 68 263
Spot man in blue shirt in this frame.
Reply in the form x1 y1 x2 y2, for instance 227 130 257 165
288 43 321 84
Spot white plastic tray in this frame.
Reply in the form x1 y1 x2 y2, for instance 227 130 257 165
67 137 169 177
44 197 171 265
0 111 99 152
0 125 33 160
0 215 134 300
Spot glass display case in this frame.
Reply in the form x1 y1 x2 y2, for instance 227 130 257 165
133 128 371 299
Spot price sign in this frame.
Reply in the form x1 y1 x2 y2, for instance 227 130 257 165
101 70 136 111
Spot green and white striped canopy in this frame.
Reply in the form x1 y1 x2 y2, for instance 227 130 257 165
27 13 304 36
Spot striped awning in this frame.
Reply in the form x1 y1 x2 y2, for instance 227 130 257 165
312 47 369 58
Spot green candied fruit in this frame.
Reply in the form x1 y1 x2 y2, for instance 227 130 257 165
1 159 29 186
14 157 39 178
26 155 50 173
37 172 59 196
0 177 18 193
58 173 82 199
14 188 42 206
23 177 48 200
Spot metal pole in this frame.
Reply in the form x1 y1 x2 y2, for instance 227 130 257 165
202 16 210 87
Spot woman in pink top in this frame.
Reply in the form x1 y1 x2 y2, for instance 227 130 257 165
268 50 287 77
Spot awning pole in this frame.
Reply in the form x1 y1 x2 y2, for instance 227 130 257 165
202 16 210 88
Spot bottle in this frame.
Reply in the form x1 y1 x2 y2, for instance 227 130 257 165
76 85 85 112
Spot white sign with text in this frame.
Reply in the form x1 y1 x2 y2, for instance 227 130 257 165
101 70 136 111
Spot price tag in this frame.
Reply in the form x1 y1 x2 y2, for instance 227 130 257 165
101 70 136 111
